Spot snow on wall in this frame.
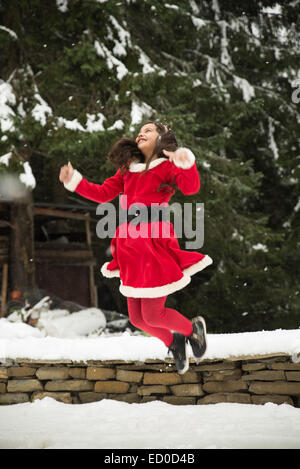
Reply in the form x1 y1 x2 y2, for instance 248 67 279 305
1 317 300 363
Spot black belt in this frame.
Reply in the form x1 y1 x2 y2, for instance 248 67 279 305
120 205 169 224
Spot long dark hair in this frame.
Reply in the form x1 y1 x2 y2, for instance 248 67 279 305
107 137 143 175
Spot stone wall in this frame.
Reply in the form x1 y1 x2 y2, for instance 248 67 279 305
1 354 300 406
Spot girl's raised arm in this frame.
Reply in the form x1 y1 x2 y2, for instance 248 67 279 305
59 163 124 204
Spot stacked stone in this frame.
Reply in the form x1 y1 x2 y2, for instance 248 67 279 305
1 355 300 406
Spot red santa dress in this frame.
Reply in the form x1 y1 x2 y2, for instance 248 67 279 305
64 147 213 298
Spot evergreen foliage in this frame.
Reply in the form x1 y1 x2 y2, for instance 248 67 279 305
0 0 299 332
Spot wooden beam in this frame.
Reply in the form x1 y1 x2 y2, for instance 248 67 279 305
85 218 92 246
1 263 8 317
35 259 96 266
89 265 95 306
10 195 35 292
35 249 93 258
34 207 90 221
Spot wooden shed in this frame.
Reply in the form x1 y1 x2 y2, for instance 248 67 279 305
34 203 98 308
0 201 98 316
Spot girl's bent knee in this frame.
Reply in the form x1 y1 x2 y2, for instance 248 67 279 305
142 310 163 327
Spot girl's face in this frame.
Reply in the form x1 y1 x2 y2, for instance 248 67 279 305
136 123 160 159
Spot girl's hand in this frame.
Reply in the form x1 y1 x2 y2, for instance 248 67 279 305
59 161 74 183
163 149 190 166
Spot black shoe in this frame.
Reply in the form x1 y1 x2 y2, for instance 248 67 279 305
188 316 207 363
168 332 189 375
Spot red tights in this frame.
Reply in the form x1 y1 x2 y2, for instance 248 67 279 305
127 295 193 348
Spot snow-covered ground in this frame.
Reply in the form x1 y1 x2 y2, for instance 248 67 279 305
1 315 300 449
0 397 300 449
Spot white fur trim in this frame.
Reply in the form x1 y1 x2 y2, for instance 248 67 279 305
101 262 120 278
172 148 195 169
128 157 167 173
63 169 83 192
119 273 191 298
182 255 213 276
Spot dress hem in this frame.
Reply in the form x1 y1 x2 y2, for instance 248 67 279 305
182 255 213 276
119 273 191 298
100 255 213 298
101 262 120 278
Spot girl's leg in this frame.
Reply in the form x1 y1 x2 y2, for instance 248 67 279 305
127 297 173 347
141 295 193 341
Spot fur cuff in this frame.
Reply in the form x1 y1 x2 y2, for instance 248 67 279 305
63 169 83 192
173 148 195 169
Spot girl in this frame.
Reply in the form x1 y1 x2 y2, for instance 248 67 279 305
59 122 213 374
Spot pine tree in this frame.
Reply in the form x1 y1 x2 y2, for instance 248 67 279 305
0 0 299 331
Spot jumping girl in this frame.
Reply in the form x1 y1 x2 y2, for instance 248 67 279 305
59 122 213 374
